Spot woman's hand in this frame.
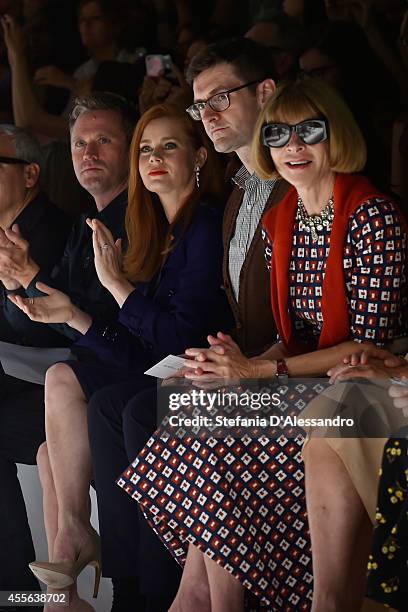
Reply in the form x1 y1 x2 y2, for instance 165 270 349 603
183 332 258 380
87 218 135 307
327 347 406 383
8 282 75 324
389 378 408 416
87 218 123 289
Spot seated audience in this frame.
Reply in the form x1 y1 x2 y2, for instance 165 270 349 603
118 77 407 612
1 0 143 141
299 20 399 191
33 0 142 95
185 36 283 356
0 92 134 605
12 104 232 610
0 123 70 595
81 37 289 610
245 11 305 78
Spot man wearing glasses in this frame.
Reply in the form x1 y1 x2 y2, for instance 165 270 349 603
0 125 71 348
0 124 71 601
185 37 290 356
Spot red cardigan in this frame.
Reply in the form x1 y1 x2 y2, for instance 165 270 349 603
262 173 392 353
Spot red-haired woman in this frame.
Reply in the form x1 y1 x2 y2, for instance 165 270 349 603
11 104 232 607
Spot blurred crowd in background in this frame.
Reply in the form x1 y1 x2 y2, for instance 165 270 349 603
0 0 407 220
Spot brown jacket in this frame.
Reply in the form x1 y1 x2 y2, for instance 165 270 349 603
222 177 290 356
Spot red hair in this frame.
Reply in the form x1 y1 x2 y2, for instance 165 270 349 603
123 104 223 282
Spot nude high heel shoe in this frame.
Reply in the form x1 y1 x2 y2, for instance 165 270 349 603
29 530 101 598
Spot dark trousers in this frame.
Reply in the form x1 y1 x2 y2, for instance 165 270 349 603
87 379 182 612
0 370 44 591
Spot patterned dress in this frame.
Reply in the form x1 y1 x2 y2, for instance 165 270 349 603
118 197 406 611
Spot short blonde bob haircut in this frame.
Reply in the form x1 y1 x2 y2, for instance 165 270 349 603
252 77 367 180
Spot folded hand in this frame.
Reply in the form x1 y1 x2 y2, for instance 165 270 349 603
327 346 407 383
183 332 255 380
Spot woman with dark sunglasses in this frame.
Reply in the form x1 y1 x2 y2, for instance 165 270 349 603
118 79 407 612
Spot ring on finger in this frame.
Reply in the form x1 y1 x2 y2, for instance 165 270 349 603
101 243 110 250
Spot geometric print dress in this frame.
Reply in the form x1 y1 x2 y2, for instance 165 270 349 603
117 197 406 611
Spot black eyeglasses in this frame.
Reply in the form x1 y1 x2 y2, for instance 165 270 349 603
186 79 262 121
262 118 329 148
0 156 30 165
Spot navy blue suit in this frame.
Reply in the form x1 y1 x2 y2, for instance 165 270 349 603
70 202 233 398
78 203 233 611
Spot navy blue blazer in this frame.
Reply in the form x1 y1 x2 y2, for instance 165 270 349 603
74 202 233 371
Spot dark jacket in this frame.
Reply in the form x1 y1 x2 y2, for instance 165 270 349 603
26 190 127 342
74 203 233 371
222 177 290 356
0 192 71 347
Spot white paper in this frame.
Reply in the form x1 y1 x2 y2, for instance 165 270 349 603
0 340 73 385
144 354 186 379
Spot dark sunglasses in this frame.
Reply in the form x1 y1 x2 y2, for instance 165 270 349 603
261 118 329 148
0 156 30 165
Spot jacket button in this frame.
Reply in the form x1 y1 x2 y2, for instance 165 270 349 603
102 326 118 342
168 289 175 297
236 321 242 329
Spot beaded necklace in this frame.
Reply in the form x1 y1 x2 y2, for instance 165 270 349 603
296 195 334 243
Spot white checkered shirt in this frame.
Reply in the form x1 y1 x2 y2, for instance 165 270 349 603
228 166 276 301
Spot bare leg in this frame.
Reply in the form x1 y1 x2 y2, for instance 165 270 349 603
203 554 244 612
303 438 373 612
44 363 96 565
37 442 58 560
169 544 211 612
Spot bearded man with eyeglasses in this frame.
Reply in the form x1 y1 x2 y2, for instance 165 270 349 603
185 37 290 356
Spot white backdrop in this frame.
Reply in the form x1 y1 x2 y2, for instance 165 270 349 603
18 464 113 611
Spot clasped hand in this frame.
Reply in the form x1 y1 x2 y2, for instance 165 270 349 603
327 346 408 415
182 332 256 382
